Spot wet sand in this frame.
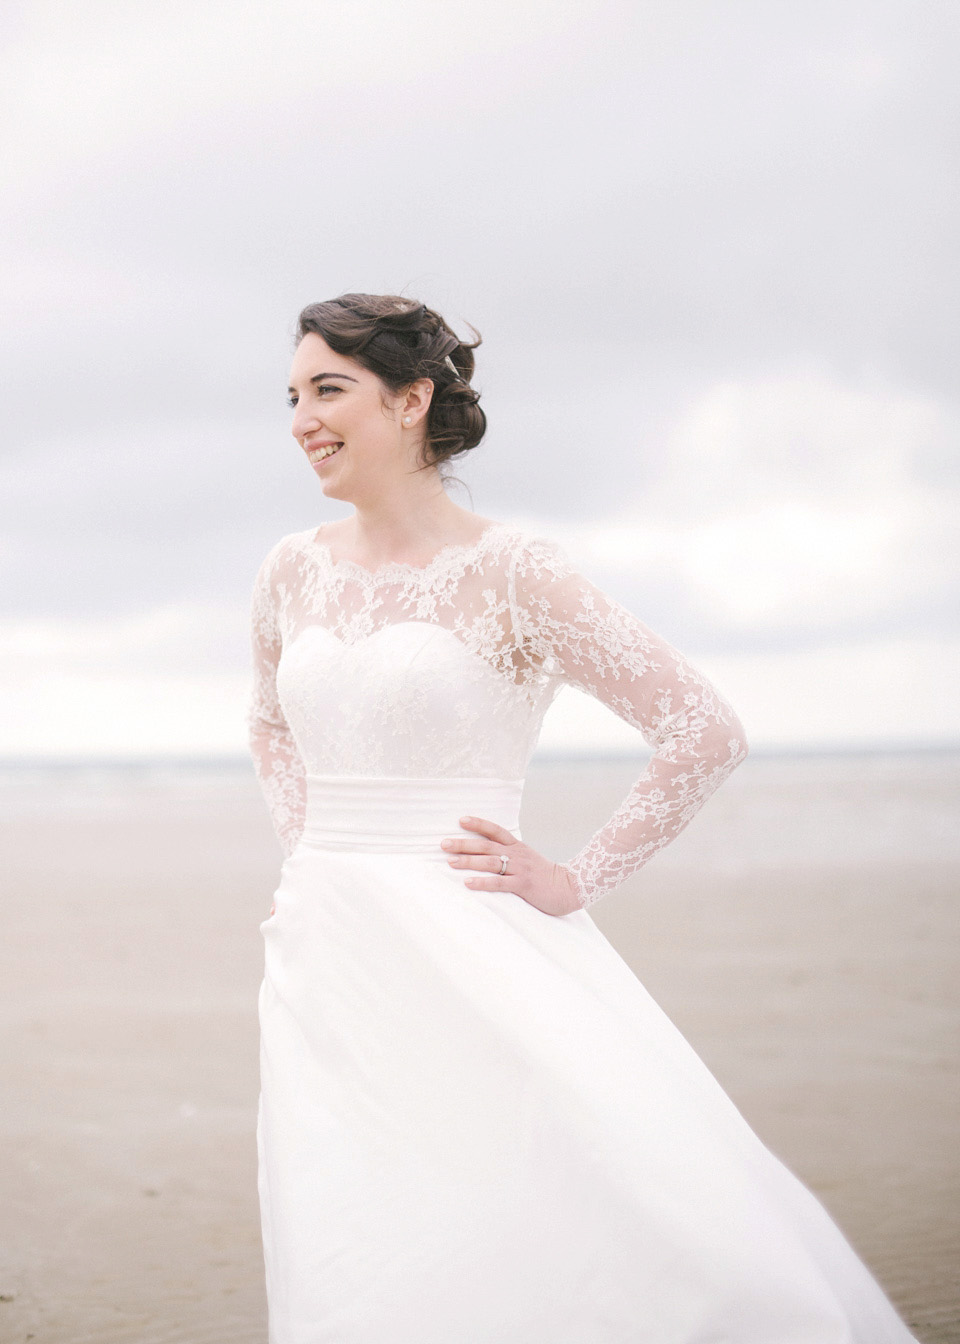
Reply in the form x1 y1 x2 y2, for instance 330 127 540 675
0 752 957 1343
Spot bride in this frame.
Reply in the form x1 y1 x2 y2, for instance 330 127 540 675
248 292 917 1342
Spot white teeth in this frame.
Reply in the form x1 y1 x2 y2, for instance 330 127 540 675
308 443 344 463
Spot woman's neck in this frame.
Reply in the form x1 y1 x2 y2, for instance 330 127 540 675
331 491 488 569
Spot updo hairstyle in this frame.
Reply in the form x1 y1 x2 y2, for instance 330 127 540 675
295 293 486 473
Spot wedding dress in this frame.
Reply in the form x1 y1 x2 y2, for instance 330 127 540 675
248 519 917 1344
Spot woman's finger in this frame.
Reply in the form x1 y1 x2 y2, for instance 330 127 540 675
463 873 512 891
458 815 517 845
441 836 495 853
449 852 514 872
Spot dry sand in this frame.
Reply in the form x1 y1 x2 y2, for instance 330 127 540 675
0 752 957 1343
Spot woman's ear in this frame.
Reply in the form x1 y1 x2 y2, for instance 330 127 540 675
401 377 435 424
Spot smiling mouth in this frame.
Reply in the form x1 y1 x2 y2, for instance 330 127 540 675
308 443 344 463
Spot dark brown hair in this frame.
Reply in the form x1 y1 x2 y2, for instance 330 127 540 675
295 293 486 473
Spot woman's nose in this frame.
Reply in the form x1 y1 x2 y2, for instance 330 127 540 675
291 405 317 441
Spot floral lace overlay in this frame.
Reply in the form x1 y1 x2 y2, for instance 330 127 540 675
247 522 748 907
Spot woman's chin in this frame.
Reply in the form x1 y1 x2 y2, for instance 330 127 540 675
317 476 352 503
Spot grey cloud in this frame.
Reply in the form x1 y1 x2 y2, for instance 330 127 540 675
2 0 958 663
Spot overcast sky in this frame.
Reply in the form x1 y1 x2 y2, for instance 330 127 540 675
1 0 957 757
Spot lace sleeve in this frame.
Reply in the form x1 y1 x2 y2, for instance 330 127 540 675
512 536 749 909
247 540 307 857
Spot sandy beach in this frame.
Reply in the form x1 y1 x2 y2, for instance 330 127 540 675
0 750 957 1343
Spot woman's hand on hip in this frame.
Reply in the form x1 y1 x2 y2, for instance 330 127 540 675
441 816 583 917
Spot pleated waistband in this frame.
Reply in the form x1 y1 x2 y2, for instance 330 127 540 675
299 774 524 856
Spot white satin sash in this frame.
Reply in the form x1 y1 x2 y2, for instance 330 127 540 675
299 773 524 859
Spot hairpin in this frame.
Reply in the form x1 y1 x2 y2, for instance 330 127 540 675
443 354 461 380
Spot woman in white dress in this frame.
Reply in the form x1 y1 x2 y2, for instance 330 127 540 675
248 293 918 1343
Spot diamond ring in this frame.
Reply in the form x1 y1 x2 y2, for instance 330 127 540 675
498 854 509 876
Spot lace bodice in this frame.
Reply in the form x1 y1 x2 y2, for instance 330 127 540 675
247 521 748 907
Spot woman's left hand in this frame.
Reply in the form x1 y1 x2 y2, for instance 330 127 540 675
441 816 583 917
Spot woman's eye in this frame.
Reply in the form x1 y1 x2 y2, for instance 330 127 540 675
286 384 341 408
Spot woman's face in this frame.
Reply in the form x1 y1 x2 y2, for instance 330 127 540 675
287 332 430 503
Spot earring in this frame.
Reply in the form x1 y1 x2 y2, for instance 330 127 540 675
403 416 411 424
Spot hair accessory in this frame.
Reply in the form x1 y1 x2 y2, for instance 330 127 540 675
443 354 462 380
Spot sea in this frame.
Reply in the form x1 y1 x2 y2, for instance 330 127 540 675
0 747 957 871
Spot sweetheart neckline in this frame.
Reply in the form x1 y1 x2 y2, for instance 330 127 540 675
291 619 455 645
281 620 530 688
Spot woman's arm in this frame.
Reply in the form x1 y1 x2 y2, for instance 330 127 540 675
247 541 307 857
513 536 748 908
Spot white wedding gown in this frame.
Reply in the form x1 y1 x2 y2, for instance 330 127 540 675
248 520 917 1344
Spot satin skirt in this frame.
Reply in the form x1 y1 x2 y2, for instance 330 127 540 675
256 774 917 1344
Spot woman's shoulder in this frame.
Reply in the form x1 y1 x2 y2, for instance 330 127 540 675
252 526 319 583
487 520 576 573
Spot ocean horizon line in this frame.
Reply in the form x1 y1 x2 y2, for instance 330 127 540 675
0 740 958 772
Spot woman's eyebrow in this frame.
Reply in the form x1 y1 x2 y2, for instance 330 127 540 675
288 372 360 393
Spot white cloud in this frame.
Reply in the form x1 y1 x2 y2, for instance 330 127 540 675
661 371 950 516
0 602 244 674
677 501 909 626
0 670 251 757
544 371 959 635
537 634 960 756
2 606 956 758
1 4 958 757
703 635 960 751
0 604 252 756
